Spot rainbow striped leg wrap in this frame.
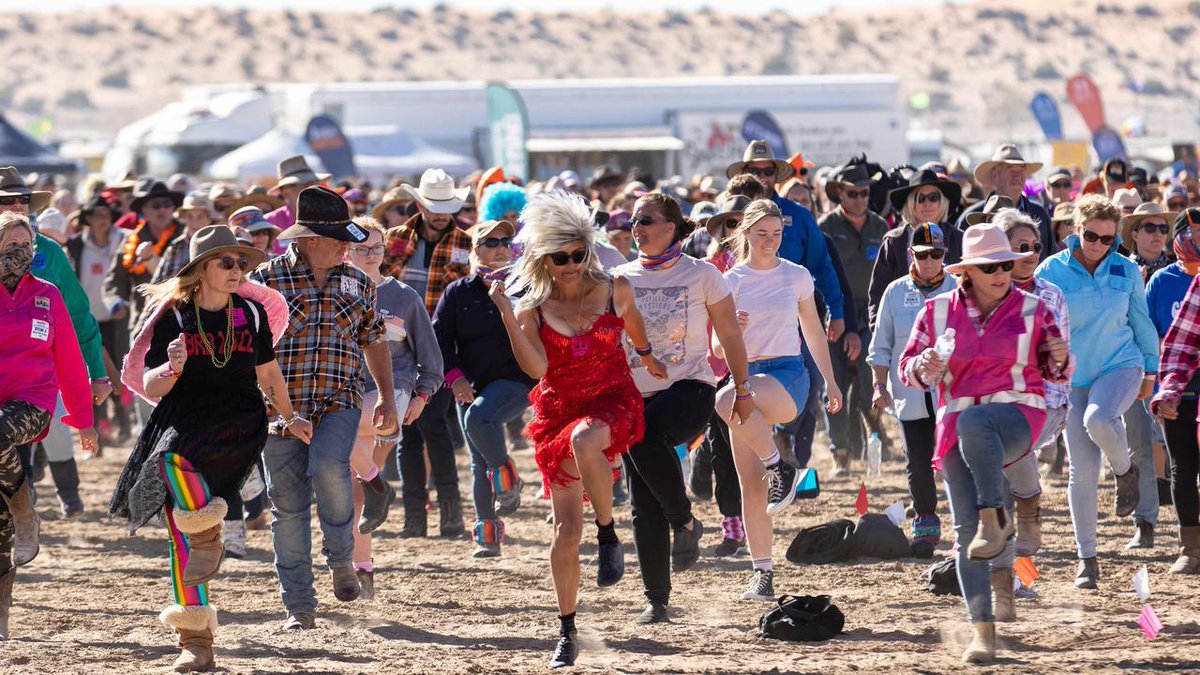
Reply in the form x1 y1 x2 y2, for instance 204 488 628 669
473 519 505 546
160 452 225 608
488 459 519 496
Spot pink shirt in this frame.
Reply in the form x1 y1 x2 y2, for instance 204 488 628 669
0 275 93 430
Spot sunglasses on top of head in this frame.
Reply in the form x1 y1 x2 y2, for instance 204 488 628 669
1081 230 1116 246
976 260 1015 274
0 194 31 206
216 255 251 271
912 249 945 261
546 249 588 266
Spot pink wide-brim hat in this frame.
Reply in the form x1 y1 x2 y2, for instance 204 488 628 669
944 222 1033 274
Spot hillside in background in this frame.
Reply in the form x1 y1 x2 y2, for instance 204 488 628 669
4 0 1199 149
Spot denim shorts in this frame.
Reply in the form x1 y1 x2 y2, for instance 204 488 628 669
748 355 810 423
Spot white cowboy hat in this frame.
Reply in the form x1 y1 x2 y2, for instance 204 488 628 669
944 222 1033 274
973 144 1043 184
401 169 470 215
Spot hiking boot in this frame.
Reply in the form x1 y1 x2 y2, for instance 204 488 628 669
399 508 427 539
961 621 995 664
597 539 624 587
4 480 40 566
1014 494 1042 557
489 459 524 517
1074 557 1099 590
438 493 466 538
991 568 1016 622
330 564 361 602
282 611 316 630
549 631 578 669
764 461 800 515
173 498 228 587
635 602 668 625
740 569 775 602
356 569 375 601
688 447 713 501
1125 518 1154 550
714 537 746 558
967 507 1014 561
1169 526 1200 575
671 517 703 573
222 519 247 560
358 479 396 535
1114 464 1140 518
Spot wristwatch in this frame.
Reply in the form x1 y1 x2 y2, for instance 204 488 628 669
735 379 753 394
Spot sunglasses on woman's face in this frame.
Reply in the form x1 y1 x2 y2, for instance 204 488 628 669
547 249 588 266
745 166 777 177
630 215 665 226
912 249 945 261
216 255 250 271
1013 241 1043 254
1168 200 1189 210
1050 181 1072 190
915 191 942 205
976 260 1015 274
0 194 31 206
478 237 513 249
1137 222 1170 235
1081 230 1116 246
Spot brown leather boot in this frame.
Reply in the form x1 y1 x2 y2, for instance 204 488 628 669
172 498 228 587
968 507 1014 561
0 568 14 641
4 480 41 566
1169 526 1200 575
160 604 217 672
962 621 996 664
991 568 1016 622
1014 493 1042 557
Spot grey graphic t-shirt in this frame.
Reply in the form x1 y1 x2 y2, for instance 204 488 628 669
616 255 732 395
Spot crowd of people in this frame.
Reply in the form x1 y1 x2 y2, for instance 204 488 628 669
3 138 1200 669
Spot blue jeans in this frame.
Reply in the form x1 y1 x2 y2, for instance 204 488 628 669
942 448 1017 624
263 407 360 614
457 379 532 522
1064 367 1141 559
955 403 1033 509
1123 399 1161 526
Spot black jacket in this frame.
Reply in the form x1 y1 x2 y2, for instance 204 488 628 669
432 274 535 392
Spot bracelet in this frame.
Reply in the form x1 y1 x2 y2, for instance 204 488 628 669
874 383 888 392
158 365 180 380
417 391 431 403
635 343 653 357
283 412 307 428
735 391 755 401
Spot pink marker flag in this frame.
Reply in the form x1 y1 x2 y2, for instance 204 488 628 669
1137 604 1164 640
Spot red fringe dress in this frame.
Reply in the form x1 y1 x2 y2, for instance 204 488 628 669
526 309 645 494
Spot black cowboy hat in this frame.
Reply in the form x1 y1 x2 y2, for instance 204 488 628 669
824 163 873 205
130 180 184 213
276 185 368 243
887 169 963 213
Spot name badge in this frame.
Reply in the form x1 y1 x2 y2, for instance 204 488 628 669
34 296 50 310
450 248 470 265
31 319 49 341
782 216 793 227
1038 289 1056 304
340 276 359 296
903 293 921 308
346 223 366 241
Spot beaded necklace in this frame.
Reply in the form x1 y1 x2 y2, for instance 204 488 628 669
193 295 235 368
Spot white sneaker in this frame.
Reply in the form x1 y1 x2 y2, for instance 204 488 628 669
223 519 247 559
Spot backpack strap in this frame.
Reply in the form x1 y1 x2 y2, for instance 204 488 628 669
244 298 261 332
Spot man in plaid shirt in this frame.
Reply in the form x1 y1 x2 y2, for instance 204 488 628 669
251 186 398 630
380 168 471 538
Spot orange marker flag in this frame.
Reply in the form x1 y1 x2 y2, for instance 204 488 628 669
1014 557 1039 587
855 482 868 516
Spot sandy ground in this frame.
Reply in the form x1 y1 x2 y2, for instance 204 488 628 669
3 428 1199 674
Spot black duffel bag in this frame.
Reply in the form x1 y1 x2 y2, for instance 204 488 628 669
785 519 855 565
759 594 845 642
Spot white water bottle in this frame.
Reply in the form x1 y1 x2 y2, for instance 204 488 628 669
866 433 882 478
933 328 956 362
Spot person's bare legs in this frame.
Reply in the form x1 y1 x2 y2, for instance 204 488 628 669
349 392 381 569
549 478 585 615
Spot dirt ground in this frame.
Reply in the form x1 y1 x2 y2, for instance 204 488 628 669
3 429 1199 674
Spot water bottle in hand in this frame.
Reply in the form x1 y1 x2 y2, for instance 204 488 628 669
934 328 956 362
866 433 882 478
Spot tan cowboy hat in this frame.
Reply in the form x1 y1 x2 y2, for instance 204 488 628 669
175 193 221 221
726 140 795 182
1051 202 1076 224
465 219 516 245
973 144 1043 184
272 155 331 192
176 225 266 278
945 222 1033 275
108 170 139 191
964 194 1016 227
1121 202 1178 244
401 169 470 215
231 184 284 212
0 166 51 213
371 186 415 222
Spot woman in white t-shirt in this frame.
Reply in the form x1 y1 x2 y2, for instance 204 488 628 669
714 199 843 602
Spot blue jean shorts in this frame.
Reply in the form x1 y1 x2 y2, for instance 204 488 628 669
748 355 810 423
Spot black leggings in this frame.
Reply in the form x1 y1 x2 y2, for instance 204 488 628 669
1163 398 1200 527
899 393 938 516
704 411 742 518
398 388 459 510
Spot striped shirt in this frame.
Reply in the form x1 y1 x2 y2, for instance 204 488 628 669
250 244 384 426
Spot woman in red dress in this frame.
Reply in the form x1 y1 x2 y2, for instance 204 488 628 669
490 191 666 669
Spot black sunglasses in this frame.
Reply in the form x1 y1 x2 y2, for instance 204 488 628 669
630 215 665 226
1136 222 1170 235
976 260 1015 274
1081 230 1117 246
0 194 31 206
842 188 870 200
478 237 513 249
216 255 251 271
145 199 175 210
546 249 588 266
1050 181 1072 190
1168 200 1189 210
912 249 945 261
915 191 942 205
745 166 777 177
1014 241 1043 254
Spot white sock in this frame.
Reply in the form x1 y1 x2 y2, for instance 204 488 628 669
762 449 781 468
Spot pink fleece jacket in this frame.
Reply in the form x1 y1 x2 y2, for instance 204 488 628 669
121 282 289 405
0 275 93 430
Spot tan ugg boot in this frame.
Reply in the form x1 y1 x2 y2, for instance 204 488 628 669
4 481 40 566
968 507 1014 561
1169 526 1200 575
172 498 228 587
962 621 996 664
991 568 1016 622
160 604 217 672
1014 493 1042 557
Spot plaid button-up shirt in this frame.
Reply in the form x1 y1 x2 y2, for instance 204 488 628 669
1157 274 1200 401
250 245 384 426
382 214 472 316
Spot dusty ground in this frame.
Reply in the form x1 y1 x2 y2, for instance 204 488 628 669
3 429 1199 674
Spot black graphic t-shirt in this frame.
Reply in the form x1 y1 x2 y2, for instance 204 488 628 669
146 294 274 400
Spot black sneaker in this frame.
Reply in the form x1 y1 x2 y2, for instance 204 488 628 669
671 518 703 573
635 602 669 625
765 461 800 515
549 631 578 669
597 539 624 587
1114 465 1140 518
714 537 745 558
740 569 775 602
689 447 713 501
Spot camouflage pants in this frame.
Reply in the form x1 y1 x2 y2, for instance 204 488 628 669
0 400 51 576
